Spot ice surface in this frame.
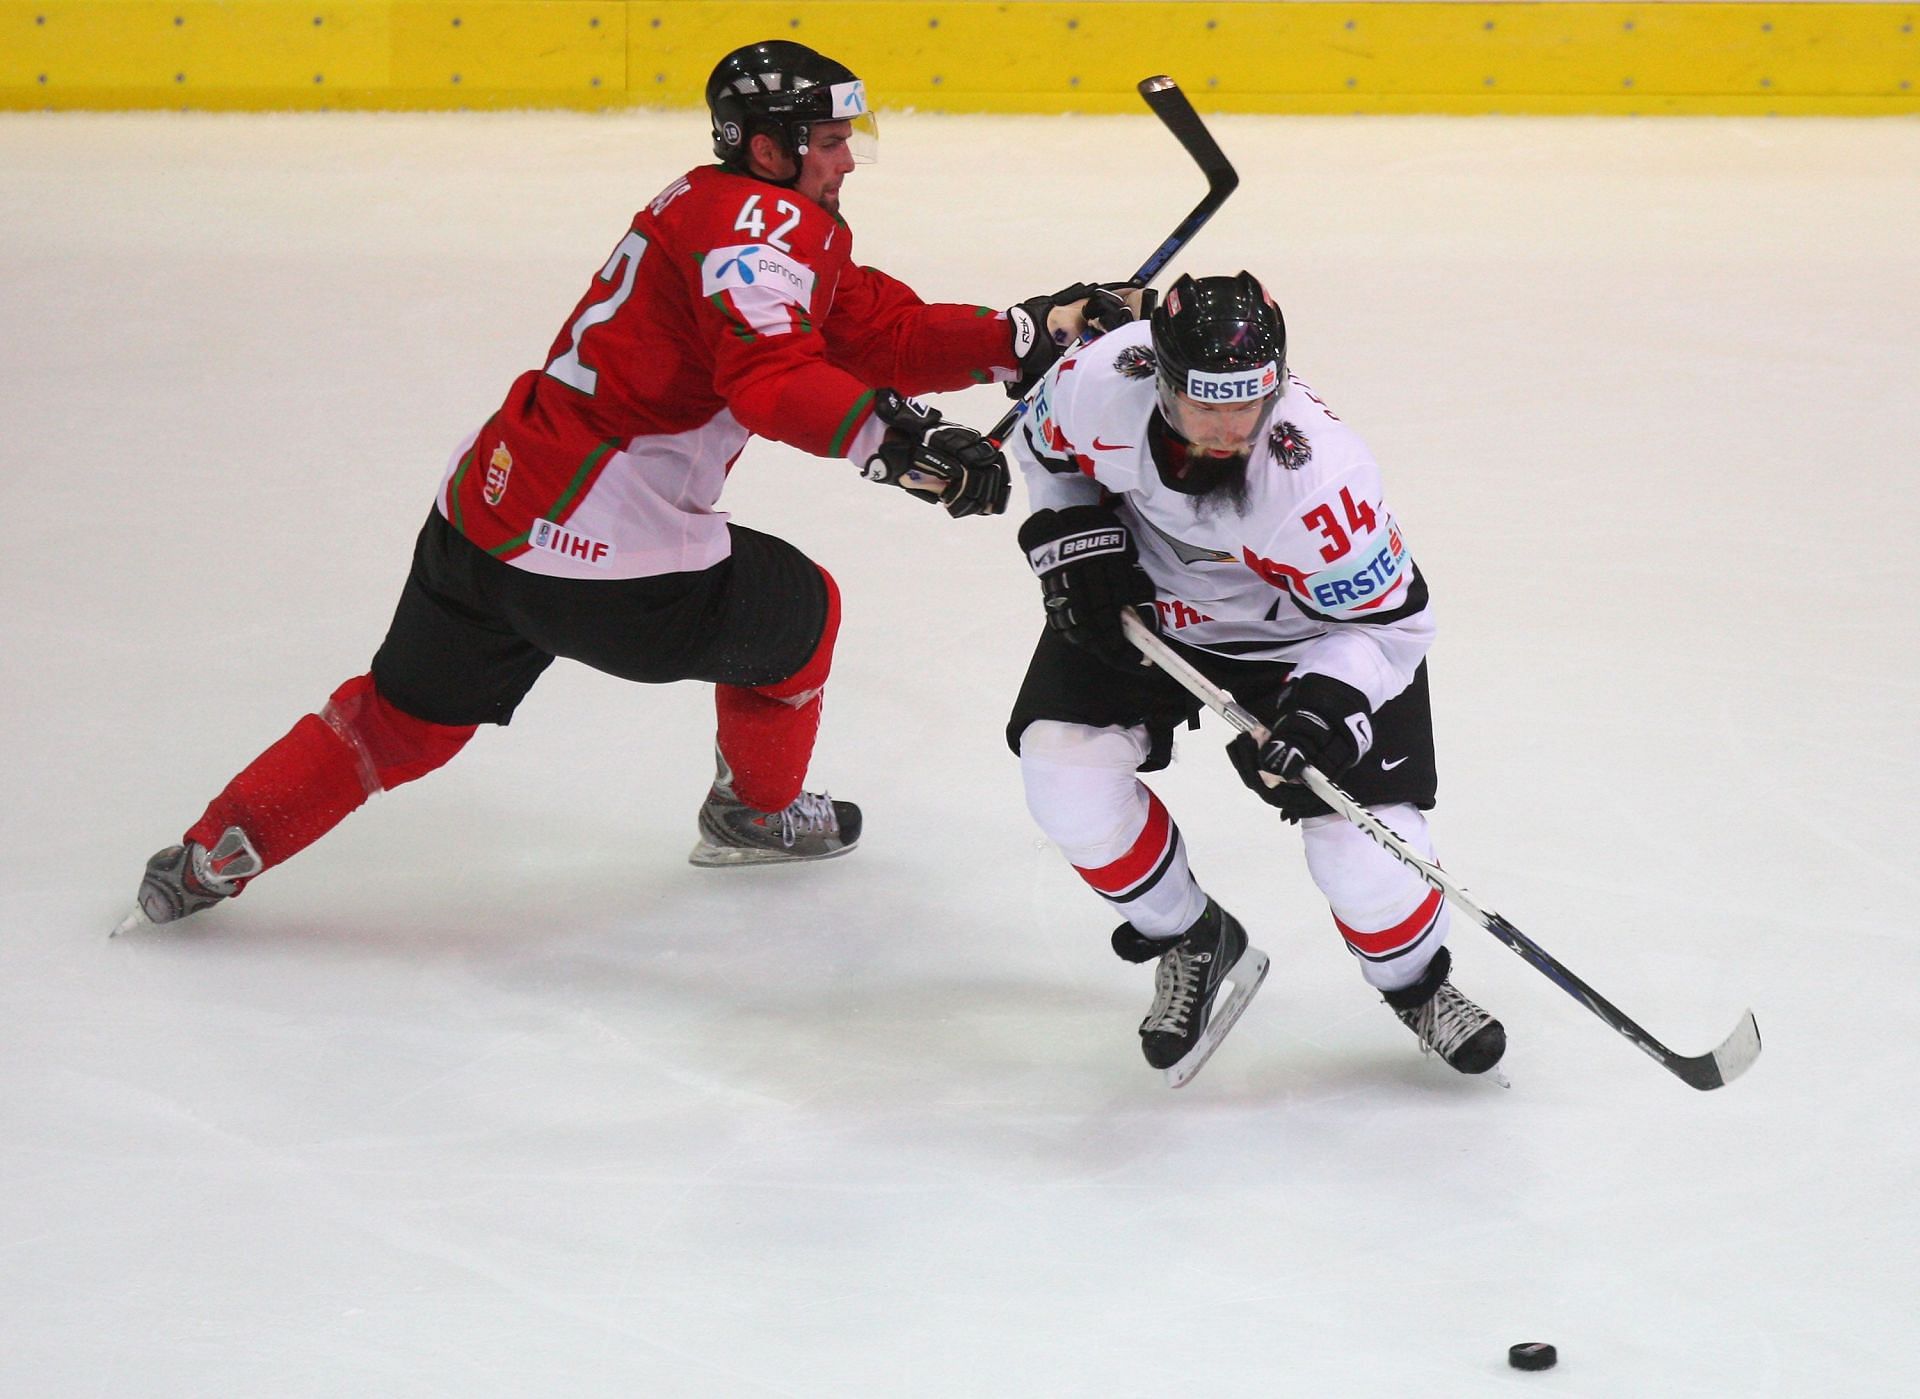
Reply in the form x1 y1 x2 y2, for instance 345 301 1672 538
3 108 1917 1397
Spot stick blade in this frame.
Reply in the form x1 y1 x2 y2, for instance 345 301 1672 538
1709 1009 1763 1087
1669 1010 1763 1091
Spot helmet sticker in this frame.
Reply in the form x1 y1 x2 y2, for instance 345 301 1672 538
830 80 868 117
1183 362 1279 402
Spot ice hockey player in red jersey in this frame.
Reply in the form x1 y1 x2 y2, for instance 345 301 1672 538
1006 272 1505 1086
117 38 1125 933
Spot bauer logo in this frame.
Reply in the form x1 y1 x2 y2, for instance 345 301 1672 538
529 519 614 569
1186 362 1279 403
1059 530 1126 561
702 243 816 306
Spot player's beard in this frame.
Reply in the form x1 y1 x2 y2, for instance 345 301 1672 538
1149 416 1254 517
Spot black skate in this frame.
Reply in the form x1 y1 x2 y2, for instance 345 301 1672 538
688 752 860 868
1382 945 1506 1075
1114 899 1270 1088
111 827 261 936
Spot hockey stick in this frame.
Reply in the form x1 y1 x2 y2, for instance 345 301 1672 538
1118 611 1764 1092
986 76 1238 447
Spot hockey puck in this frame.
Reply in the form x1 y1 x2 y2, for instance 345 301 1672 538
1508 1342 1557 1371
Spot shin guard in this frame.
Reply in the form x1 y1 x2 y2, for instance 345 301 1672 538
715 566 841 813
1302 803 1449 992
1018 720 1207 938
185 673 475 882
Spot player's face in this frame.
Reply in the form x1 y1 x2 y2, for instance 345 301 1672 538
1168 395 1271 458
795 121 858 213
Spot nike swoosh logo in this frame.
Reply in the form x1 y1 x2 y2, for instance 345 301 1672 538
1381 756 1408 770
1091 437 1135 452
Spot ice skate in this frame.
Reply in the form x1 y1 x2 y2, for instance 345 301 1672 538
687 754 861 867
111 827 261 936
1114 899 1269 1088
1382 945 1506 1075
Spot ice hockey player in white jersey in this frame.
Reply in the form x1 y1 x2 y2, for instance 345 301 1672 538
1006 271 1504 1086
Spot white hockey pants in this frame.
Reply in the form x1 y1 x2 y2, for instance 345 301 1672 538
1019 720 1448 988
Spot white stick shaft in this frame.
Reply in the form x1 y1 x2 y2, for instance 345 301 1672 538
1117 612 1762 1090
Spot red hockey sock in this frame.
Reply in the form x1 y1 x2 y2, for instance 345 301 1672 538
186 674 476 884
715 566 841 813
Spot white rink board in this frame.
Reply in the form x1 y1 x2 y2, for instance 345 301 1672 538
2 110 1917 1397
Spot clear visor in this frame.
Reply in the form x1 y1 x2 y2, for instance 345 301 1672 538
828 80 878 163
847 111 879 163
797 112 879 164
1159 362 1282 457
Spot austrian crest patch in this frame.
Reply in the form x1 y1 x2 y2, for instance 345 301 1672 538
1268 421 1311 469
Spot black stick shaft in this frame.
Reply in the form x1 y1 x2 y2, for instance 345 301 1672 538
988 77 1237 447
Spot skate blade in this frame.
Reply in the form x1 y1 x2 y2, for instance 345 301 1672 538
686 837 857 868
109 904 151 938
1164 945 1271 1089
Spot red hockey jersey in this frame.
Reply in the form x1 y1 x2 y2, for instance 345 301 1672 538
438 164 1016 579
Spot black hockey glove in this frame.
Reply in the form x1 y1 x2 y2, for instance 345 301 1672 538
1005 282 1142 399
1018 505 1160 670
862 390 1011 519
1227 674 1375 799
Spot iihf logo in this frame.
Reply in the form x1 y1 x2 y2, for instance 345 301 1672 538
1113 345 1157 380
1268 420 1311 469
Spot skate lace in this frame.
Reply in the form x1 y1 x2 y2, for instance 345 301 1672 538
1405 983 1487 1059
778 791 837 846
1145 947 1203 1033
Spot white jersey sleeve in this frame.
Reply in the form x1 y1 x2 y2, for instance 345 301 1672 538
1007 347 1118 513
1020 322 1434 711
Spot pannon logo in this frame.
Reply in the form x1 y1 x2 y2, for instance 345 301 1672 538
713 246 763 285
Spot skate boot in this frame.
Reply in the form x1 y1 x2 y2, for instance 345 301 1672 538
112 826 262 936
688 754 861 868
1382 945 1506 1074
1114 898 1270 1088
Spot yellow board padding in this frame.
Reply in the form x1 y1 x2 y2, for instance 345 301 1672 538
5 2 1916 114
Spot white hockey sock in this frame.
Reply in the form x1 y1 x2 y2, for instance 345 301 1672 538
1302 803 1450 992
1019 720 1207 939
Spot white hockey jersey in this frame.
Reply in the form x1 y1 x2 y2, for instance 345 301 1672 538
1010 321 1434 711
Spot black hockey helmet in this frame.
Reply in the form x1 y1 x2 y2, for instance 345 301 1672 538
706 40 877 170
1148 272 1287 459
